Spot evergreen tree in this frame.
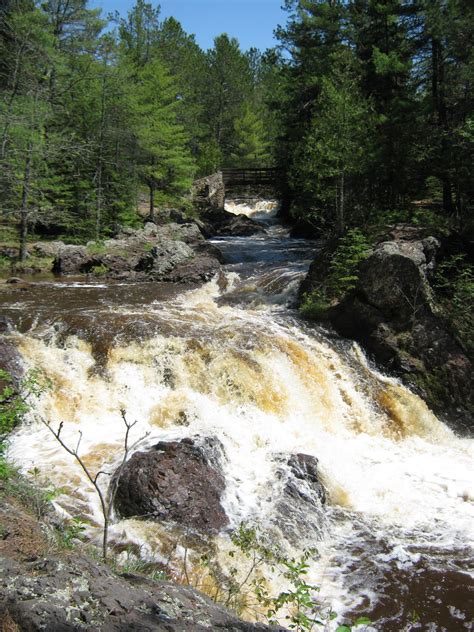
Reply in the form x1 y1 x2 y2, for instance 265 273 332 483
129 58 195 219
231 103 271 167
291 55 376 232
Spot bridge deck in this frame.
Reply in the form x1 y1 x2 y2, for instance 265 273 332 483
221 168 282 187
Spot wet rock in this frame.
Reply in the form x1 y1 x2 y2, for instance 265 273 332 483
5 277 24 284
272 453 326 545
163 252 222 283
0 322 24 388
199 207 266 238
0 553 286 631
114 437 229 533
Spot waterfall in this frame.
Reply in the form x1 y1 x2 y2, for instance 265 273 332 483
4 210 473 630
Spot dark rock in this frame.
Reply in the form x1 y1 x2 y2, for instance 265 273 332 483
163 252 222 283
199 207 266 238
114 437 229 533
5 277 24 284
0 329 24 388
193 240 226 264
301 228 474 423
272 453 326 544
0 553 286 631
285 453 326 505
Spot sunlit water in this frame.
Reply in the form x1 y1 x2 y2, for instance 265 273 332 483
4 200 474 630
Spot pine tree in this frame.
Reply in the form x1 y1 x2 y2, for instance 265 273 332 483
129 58 195 219
291 54 376 233
231 103 271 167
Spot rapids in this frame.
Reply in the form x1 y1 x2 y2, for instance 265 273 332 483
3 199 474 630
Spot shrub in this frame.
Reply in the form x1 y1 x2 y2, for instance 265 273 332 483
301 229 371 320
90 263 108 276
435 254 474 352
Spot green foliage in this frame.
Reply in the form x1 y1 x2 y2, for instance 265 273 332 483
231 103 271 167
59 517 87 549
301 229 371 320
221 523 370 631
0 368 51 438
90 264 108 276
0 446 18 482
87 241 107 255
435 254 474 352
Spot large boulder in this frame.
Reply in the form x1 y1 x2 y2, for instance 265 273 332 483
114 437 229 533
52 244 89 274
302 226 474 425
53 223 222 283
191 172 226 211
199 207 266 238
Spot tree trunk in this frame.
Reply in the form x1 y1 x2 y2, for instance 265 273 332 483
335 171 345 235
19 143 32 262
431 35 454 215
149 182 155 222
339 170 345 234
95 72 107 240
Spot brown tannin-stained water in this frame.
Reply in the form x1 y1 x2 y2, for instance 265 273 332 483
3 202 474 631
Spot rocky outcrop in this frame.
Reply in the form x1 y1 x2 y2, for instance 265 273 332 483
0 318 23 391
191 172 226 210
272 453 326 545
114 437 229 533
53 223 222 283
199 207 266 238
0 545 284 632
301 225 473 425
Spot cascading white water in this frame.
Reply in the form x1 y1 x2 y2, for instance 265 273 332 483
4 207 474 630
225 197 281 220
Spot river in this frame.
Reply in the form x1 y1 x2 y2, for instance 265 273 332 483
3 200 474 630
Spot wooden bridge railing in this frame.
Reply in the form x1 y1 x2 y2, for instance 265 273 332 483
221 167 282 187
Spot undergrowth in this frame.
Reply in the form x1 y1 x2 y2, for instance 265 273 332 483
301 228 371 319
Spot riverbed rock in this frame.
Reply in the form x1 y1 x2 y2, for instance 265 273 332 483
301 225 473 425
0 321 24 389
114 437 229 533
52 223 222 283
199 207 266 238
272 453 326 545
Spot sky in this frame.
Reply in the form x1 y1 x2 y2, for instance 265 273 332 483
89 0 288 52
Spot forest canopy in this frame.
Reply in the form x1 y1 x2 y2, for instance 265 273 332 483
0 0 472 249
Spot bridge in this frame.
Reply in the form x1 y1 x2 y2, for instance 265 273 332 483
192 167 283 210
221 168 282 188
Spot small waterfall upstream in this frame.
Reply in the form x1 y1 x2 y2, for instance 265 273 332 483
4 199 474 630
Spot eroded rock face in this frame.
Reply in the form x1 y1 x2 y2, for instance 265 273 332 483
300 226 473 425
272 453 326 545
114 437 229 533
